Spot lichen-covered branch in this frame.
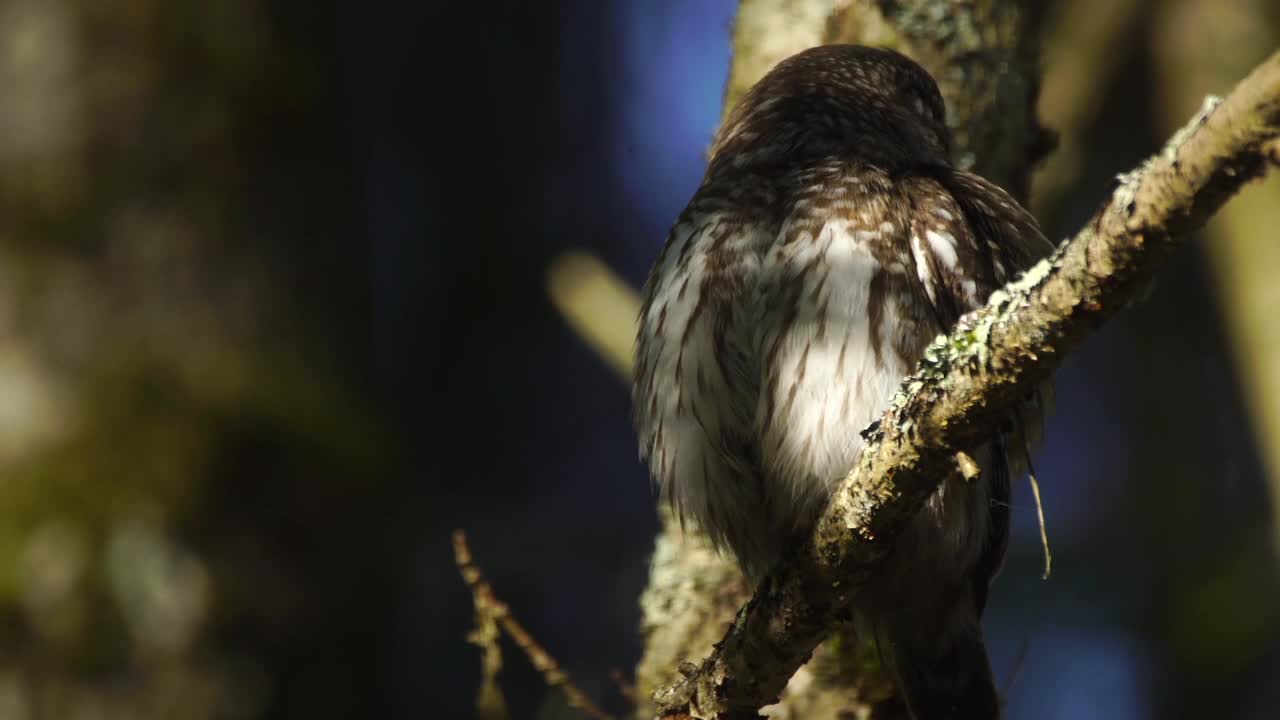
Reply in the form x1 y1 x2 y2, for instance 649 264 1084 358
655 50 1280 720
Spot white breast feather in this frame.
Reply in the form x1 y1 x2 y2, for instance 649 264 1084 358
756 218 913 525
635 214 769 558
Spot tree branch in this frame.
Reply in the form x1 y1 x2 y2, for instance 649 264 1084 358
453 531 614 720
655 49 1280 720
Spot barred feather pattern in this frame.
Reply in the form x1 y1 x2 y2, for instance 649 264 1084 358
633 45 1052 719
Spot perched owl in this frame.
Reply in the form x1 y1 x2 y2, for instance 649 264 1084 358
633 45 1052 718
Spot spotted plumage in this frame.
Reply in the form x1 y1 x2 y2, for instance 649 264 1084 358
633 45 1051 719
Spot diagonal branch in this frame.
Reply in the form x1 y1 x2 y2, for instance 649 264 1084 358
656 49 1280 720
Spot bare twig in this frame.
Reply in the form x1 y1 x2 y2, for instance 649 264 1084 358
1026 458 1052 580
454 530 510 720
655 50 1280 720
453 530 614 720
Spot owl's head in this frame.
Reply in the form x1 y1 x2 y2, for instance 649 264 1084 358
709 45 952 173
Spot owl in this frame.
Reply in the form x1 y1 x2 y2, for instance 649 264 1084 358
633 45 1052 718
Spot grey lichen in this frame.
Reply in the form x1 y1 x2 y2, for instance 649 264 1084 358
635 512 748 719
884 0 984 50
881 263 1044 420
1165 95 1225 166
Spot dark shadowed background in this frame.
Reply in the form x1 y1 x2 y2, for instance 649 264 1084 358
0 1 1277 719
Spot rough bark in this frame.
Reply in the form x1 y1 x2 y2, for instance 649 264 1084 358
654 49 1280 720
634 2 1047 718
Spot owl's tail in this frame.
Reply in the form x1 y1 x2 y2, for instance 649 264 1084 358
883 585 1001 720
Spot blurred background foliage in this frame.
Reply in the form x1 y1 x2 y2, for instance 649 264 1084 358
0 0 388 717
0 1 1276 719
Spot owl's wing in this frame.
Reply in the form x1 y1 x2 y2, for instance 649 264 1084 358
753 168 942 548
904 168 1054 609
900 169 1051 329
633 205 773 569
942 169 1055 282
915 167 1055 436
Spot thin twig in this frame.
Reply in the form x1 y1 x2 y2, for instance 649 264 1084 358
452 530 614 720
1026 458 1052 580
455 529 509 719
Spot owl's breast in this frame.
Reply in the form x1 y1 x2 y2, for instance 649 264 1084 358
752 172 942 538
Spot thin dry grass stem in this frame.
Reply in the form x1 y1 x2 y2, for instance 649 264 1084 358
471 591 508 718
454 530 509 719
452 530 615 720
1026 459 1052 580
